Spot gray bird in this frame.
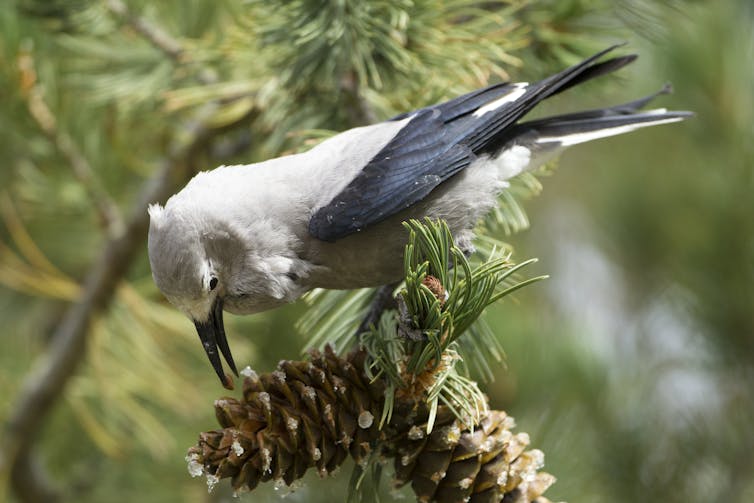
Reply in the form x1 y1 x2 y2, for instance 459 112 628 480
147 45 691 387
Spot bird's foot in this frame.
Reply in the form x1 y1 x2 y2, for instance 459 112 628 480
354 282 400 338
455 231 476 258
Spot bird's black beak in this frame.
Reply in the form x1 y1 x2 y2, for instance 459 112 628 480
194 297 238 389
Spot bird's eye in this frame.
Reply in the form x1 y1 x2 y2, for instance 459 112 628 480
209 277 219 291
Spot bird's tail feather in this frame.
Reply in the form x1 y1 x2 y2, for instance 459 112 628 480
530 110 692 147
480 83 692 156
529 83 675 124
465 44 634 151
519 84 693 146
545 53 638 100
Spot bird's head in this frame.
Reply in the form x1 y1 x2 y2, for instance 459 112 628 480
147 202 240 389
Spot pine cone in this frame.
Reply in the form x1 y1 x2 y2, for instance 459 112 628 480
422 275 448 306
187 346 383 492
386 405 555 503
188 346 558 502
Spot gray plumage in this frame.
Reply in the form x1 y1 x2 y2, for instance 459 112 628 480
147 46 691 385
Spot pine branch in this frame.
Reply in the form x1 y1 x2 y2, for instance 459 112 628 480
340 69 378 127
1 16 255 503
354 282 400 338
104 0 218 86
17 45 124 237
2 101 222 503
104 0 183 62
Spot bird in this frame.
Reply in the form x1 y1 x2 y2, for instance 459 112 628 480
147 45 691 388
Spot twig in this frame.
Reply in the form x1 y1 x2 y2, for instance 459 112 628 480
354 282 399 338
339 70 378 126
104 0 183 62
9 450 59 503
17 46 124 237
104 0 217 86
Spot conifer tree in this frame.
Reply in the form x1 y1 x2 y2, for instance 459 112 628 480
4 1 743 503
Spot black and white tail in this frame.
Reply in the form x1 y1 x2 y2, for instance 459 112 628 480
507 83 691 149
462 46 692 157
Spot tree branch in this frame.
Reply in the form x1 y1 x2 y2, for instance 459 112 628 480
17 45 124 237
354 282 399 338
104 0 183 62
2 7 253 502
339 70 378 126
1 99 230 502
104 0 218 86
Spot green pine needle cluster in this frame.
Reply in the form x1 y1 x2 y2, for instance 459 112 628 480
300 217 547 435
402 219 543 342
362 219 546 433
296 168 555 417
296 176 553 435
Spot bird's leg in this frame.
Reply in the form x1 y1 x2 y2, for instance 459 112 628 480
396 294 424 341
354 282 400 338
455 231 476 259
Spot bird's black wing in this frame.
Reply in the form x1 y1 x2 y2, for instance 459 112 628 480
308 107 476 242
308 45 633 242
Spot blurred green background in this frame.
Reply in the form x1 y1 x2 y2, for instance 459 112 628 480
0 0 751 502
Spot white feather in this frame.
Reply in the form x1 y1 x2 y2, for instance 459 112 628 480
472 83 529 117
537 116 685 147
496 145 532 179
644 107 669 115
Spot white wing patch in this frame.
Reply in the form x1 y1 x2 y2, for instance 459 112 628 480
642 107 669 115
496 144 532 180
537 116 686 147
472 83 529 117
